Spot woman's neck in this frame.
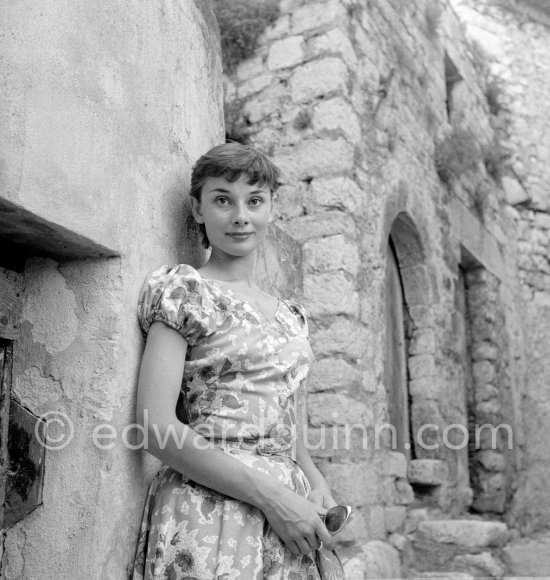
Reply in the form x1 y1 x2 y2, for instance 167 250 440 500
199 249 257 287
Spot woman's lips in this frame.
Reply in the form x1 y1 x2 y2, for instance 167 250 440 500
226 232 253 239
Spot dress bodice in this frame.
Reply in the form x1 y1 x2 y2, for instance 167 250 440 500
138 264 315 459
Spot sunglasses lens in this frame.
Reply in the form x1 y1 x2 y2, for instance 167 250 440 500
325 506 348 533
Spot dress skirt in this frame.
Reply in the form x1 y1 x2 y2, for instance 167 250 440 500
132 447 321 580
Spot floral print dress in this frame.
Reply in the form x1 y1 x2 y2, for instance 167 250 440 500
132 264 321 580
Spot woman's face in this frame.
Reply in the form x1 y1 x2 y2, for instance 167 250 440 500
191 174 273 258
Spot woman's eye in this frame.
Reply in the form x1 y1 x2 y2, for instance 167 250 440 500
249 198 263 206
215 197 229 205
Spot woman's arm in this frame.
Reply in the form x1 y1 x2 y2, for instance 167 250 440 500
296 434 338 510
136 321 334 555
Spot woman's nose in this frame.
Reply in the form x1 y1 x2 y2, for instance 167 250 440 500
232 204 249 225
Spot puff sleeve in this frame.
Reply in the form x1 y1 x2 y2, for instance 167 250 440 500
286 300 310 337
137 264 215 346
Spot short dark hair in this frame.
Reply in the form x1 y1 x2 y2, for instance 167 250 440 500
190 143 281 248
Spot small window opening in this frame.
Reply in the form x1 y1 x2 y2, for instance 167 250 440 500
445 53 463 120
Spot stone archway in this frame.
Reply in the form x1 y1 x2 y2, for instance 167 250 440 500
385 212 441 461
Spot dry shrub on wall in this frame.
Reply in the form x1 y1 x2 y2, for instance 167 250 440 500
425 2 442 40
212 0 280 73
485 77 507 117
224 98 250 144
435 127 480 184
482 137 510 184
293 108 312 131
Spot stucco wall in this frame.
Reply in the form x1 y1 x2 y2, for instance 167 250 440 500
0 1 223 578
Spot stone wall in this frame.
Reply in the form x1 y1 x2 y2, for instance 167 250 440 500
222 0 537 573
0 2 223 578
450 0 550 534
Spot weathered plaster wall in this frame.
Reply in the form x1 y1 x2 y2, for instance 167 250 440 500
451 0 550 534
1 1 223 578
224 0 527 575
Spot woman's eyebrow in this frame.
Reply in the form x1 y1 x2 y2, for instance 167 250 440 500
206 187 232 194
206 187 268 195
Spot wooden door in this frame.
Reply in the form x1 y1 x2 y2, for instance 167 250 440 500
385 242 411 459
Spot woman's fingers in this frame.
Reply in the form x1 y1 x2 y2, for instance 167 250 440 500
307 489 327 510
291 536 312 555
314 519 335 551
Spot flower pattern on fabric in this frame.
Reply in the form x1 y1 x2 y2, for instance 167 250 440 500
133 265 319 580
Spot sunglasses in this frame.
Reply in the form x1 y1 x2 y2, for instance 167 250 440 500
321 505 352 535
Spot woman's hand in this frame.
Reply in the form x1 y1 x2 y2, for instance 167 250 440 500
261 486 335 556
308 486 338 511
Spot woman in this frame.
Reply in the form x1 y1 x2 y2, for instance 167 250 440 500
132 143 341 579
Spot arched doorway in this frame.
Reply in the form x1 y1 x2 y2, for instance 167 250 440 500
385 237 411 458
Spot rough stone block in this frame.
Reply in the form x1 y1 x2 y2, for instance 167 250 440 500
267 35 305 70
307 28 358 67
475 400 501 418
411 538 466 573
534 212 550 229
472 360 496 385
307 357 361 392
312 97 361 142
365 505 387 540
502 175 529 205
304 271 358 317
453 551 506 578
409 377 440 399
362 541 402 579
310 317 369 359
308 393 372 427
395 479 415 505
262 14 290 40
235 56 264 81
401 264 434 305
471 340 498 361
416 519 508 549
473 383 499 403
319 461 379 506
274 137 355 180
279 212 357 242
237 73 274 99
415 573 474 579
335 507 369 544
243 84 287 123
408 459 448 485
409 330 436 355
379 451 407 478
475 423 513 451
410 401 443 458
306 175 364 214
290 58 348 103
403 508 430 534
303 234 360 275
476 450 506 472
291 1 347 35
384 506 407 532
408 305 436 327
342 557 366 580
305 425 373 460
408 354 436 379
388 532 409 551
502 530 550 576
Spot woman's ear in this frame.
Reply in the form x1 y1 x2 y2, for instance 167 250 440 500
191 197 205 224
268 195 277 223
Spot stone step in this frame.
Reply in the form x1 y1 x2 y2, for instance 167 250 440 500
416 519 509 549
410 519 509 574
502 529 550 576
408 573 475 579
